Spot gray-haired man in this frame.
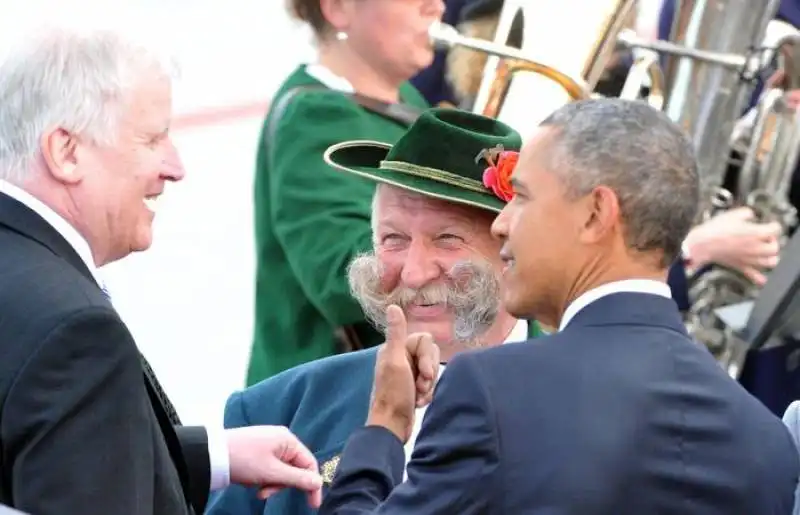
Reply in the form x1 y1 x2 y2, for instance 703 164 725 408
0 21 321 515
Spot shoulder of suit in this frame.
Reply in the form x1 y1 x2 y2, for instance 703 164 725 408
448 330 564 373
235 347 379 422
0 255 122 380
0 241 112 326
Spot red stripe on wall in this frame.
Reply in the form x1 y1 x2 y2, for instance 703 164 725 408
172 100 271 131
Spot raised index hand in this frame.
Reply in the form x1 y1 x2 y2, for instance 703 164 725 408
367 305 440 441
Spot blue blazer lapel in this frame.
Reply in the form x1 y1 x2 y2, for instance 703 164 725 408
313 348 378 487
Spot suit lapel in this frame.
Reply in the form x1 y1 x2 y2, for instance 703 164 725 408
317 350 378 487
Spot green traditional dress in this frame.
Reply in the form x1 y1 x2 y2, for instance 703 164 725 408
247 65 429 385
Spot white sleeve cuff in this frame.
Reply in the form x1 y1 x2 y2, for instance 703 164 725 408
207 427 231 491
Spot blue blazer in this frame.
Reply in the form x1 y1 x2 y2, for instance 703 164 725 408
668 258 800 418
205 323 542 515
320 293 799 514
204 348 377 514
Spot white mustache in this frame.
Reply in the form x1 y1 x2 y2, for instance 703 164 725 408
346 253 501 344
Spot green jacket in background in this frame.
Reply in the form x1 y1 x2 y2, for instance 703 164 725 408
247 65 430 386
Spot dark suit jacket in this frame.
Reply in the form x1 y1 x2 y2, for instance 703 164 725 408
207 322 545 515
0 192 211 514
320 292 800 514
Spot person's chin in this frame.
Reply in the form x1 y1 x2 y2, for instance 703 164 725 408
406 317 452 343
411 48 435 71
132 226 154 253
502 290 528 320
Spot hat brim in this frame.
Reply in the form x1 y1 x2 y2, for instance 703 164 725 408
324 140 505 213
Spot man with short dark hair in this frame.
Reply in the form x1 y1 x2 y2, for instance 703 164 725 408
320 98 800 514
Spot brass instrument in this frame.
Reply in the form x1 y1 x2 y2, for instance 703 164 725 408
668 11 800 378
735 20 800 232
618 3 800 378
428 0 664 139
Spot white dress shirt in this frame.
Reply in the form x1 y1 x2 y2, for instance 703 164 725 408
402 318 530 476
0 180 231 491
559 279 673 331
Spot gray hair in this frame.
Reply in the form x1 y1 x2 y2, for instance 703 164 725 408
0 19 177 182
539 98 699 267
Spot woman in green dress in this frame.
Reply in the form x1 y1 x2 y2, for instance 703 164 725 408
247 0 444 385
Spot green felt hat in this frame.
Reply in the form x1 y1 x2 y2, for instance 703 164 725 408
323 107 522 213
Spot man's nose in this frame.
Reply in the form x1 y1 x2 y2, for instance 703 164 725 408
163 140 186 182
400 241 442 289
491 207 510 240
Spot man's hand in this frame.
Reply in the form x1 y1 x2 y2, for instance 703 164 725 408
226 426 323 507
366 304 440 442
684 207 781 285
785 89 800 110
764 69 800 108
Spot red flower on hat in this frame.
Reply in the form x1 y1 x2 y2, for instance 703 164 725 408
477 145 518 202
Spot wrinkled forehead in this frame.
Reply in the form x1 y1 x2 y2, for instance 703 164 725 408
372 184 495 233
116 70 173 133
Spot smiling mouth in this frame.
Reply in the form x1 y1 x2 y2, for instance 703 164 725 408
406 302 448 318
143 196 160 213
500 252 515 271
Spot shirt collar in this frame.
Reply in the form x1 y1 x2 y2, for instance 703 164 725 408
504 318 529 343
305 64 355 93
0 179 102 286
559 279 672 331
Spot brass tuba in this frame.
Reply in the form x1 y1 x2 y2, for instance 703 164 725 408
645 3 800 379
732 19 800 234
618 3 800 378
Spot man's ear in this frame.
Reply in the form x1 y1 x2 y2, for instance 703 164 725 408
319 0 354 34
39 127 84 185
578 185 620 244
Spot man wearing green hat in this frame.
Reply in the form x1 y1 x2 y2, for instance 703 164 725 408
205 107 543 515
